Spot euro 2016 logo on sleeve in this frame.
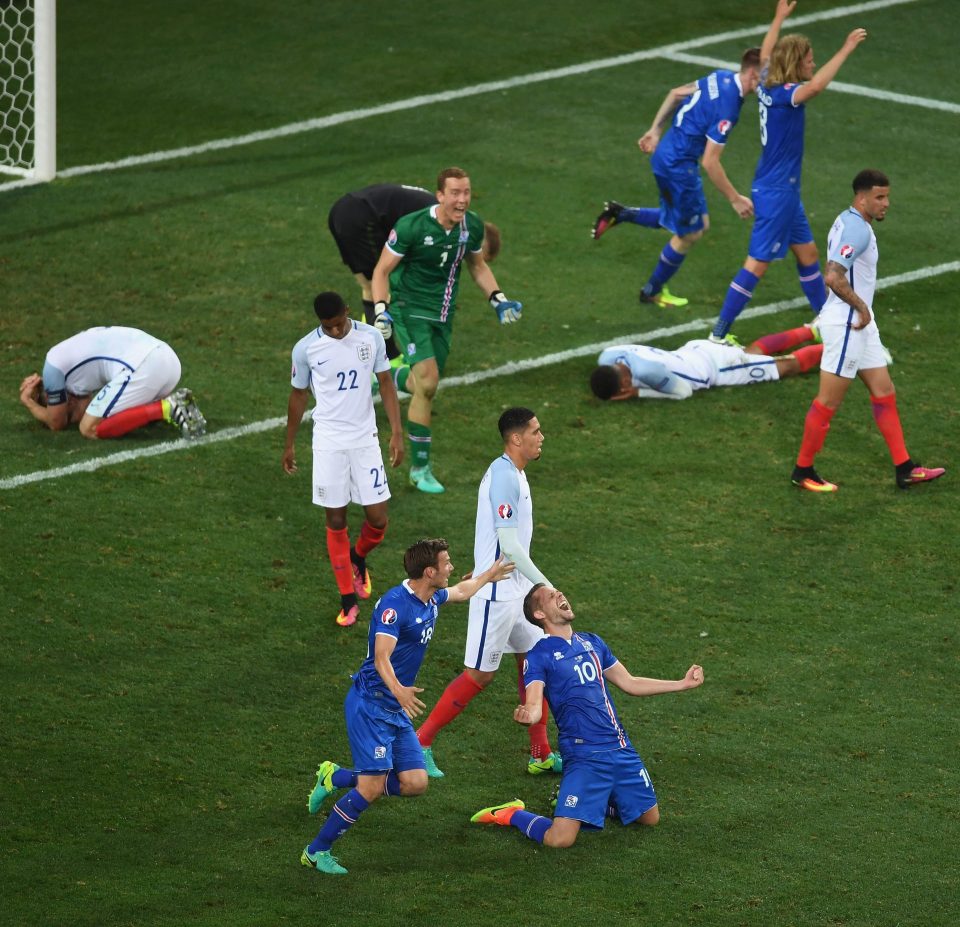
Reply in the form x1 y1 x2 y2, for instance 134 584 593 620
840 244 855 259
357 343 372 363
497 503 513 519
387 229 398 246
717 119 732 136
380 608 398 625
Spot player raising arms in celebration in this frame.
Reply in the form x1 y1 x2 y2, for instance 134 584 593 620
471 584 703 848
591 46 761 308
371 167 522 494
710 0 867 342
300 539 514 876
791 170 945 492
282 292 404 627
415 408 561 778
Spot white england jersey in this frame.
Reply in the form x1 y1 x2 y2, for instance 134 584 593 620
290 320 389 451
599 343 717 392
42 327 165 405
821 207 878 322
473 455 534 602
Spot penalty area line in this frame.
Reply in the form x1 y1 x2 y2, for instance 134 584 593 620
2 259 956 492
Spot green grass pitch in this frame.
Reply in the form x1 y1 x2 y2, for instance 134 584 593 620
2 2 958 925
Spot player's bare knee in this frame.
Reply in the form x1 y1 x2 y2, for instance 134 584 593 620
465 667 496 688
543 826 579 848
637 805 660 826
400 769 429 796
78 418 99 439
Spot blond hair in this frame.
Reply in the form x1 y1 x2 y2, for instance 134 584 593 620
765 34 812 87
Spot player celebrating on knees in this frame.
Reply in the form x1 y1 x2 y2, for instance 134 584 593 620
300 539 514 876
710 0 868 342
791 170 945 492
415 408 561 778
282 291 404 627
371 167 522 494
471 584 703 848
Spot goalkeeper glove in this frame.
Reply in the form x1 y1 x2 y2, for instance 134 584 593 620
489 291 522 324
373 301 393 339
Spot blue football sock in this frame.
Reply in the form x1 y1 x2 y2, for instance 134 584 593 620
511 810 553 844
620 206 661 228
797 260 826 313
712 268 760 338
382 771 402 797
331 768 357 789
643 243 686 296
308 788 370 853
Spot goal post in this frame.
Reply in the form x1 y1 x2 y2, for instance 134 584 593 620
0 0 55 181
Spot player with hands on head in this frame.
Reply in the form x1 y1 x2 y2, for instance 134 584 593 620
591 46 762 308
18 326 205 440
790 170 945 492
710 0 868 342
371 166 521 494
283 291 404 627
471 583 703 848
300 539 514 875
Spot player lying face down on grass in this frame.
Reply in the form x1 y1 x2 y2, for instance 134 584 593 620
470 583 703 848
590 323 822 401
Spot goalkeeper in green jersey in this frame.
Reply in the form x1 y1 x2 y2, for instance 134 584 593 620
371 167 522 495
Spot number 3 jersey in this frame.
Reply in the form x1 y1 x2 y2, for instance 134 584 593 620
524 632 630 758
290 320 390 450
352 581 450 713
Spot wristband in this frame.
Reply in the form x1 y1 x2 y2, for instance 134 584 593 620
374 300 389 315
488 290 506 308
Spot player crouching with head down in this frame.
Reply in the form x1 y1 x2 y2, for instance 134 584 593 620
470 583 703 848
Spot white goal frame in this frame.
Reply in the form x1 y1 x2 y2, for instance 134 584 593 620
0 0 55 181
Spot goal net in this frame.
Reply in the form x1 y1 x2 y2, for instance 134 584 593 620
0 0 54 181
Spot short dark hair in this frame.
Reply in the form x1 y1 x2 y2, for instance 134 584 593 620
403 538 449 579
498 406 536 440
523 583 547 626
437 166 469 193
589 365 620 400
314 291 347 320
853 169 890 193
741 46 761 69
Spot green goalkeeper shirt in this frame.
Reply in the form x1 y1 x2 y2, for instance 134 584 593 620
386 205 485 324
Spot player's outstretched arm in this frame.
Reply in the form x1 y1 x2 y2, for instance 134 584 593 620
466 252 522 324
604 661 704 697
374 633 426 719
794 28 867 104
446 556 515 603
761 0 796 66
514 679 545 726
282 387 310 474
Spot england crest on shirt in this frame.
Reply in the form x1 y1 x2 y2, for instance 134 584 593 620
357 343 372 363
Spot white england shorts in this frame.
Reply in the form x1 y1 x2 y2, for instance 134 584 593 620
86 343 182 418
464 596 545 673
312 443 390 508
707 343 781 388
819 313 888 379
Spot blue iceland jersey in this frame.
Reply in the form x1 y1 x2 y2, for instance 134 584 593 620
754 80 805 188
352 581 450 712
524 632 628 757
652 69 745 170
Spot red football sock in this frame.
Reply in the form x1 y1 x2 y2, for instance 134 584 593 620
417 672 484 746
355 520 386 558
797 399 836 467
94 400 164 438
871 393 910 466
751 325 815 355
326 527 355 595
793 344 823 373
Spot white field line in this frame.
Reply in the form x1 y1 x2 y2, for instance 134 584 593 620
0 0 927 193
662 51 960 113
2 259 957 491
